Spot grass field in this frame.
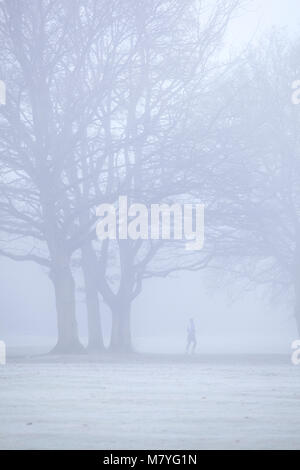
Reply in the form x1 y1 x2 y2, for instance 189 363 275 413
0 354 299 450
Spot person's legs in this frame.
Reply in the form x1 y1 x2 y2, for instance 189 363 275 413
191 339 197 354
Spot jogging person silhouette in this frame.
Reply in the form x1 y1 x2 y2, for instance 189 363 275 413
186 318 197 354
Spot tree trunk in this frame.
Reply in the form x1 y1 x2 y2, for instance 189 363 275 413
110 301 132 353
51 260 84 354
81 243 105 352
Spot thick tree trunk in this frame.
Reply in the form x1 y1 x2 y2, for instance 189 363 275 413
81 244 105 352
110 301 132 353
51 261 84 354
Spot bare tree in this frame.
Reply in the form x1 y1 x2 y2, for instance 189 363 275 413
0 0 242 354
199 33 300 335
82 0 243 351
0 0 115 352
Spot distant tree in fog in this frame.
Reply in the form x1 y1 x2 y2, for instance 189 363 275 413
201 33 300 335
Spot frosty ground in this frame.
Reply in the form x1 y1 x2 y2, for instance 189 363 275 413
0 354 299 450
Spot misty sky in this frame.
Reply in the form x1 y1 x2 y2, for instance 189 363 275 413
1 0 300 354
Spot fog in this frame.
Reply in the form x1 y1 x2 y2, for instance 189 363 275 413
0 0 299 354
1 0 300 451
1 257 295 353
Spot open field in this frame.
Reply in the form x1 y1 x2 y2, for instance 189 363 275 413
0 354 299 450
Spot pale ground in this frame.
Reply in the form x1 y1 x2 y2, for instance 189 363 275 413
0 354 299 450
